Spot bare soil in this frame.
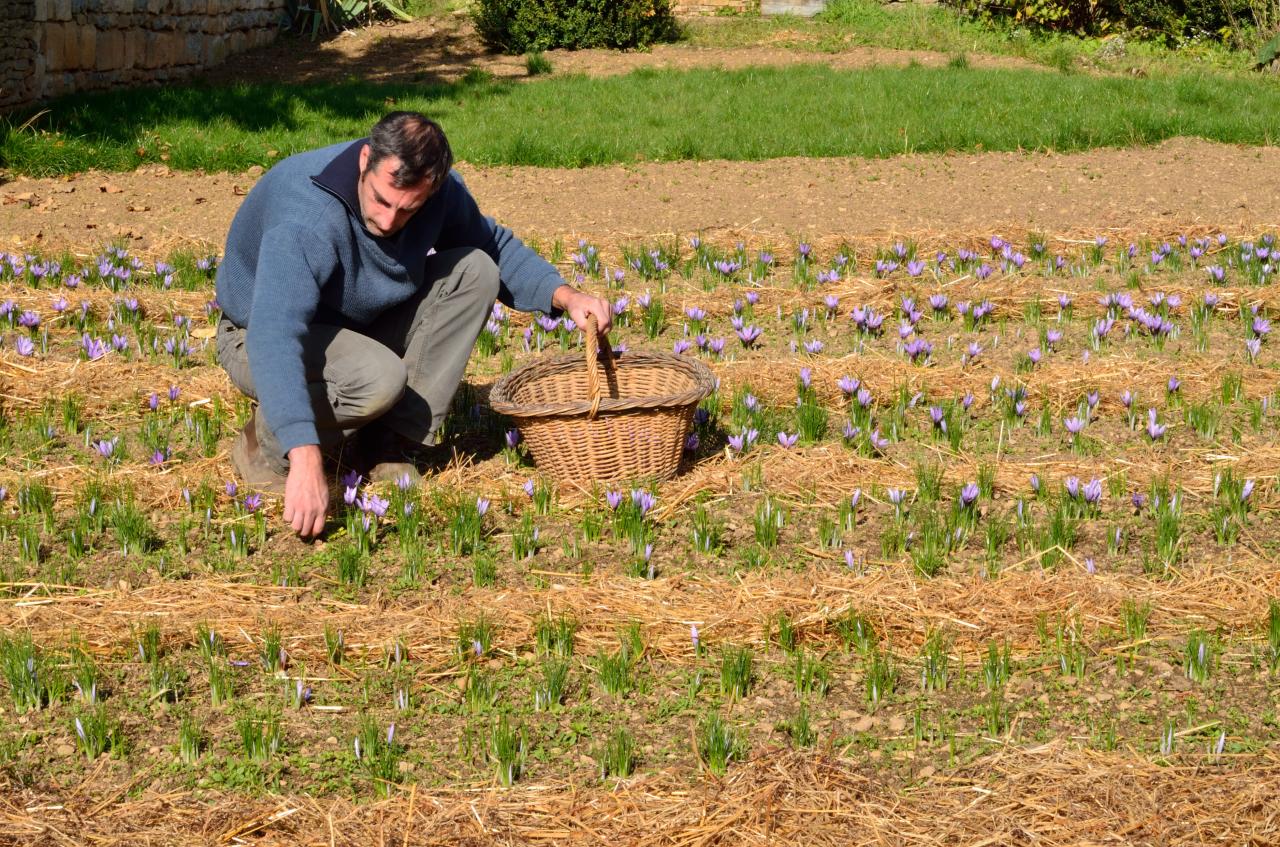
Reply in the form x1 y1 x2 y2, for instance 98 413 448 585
197 15 1042 89
3 138 1279 256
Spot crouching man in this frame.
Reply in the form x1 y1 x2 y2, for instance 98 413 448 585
215 111 611 537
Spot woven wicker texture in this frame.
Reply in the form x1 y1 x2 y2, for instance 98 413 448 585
489 317 716 482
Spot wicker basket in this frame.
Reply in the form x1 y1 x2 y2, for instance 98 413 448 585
489 316 716 483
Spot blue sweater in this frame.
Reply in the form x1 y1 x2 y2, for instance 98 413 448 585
215 139 565 458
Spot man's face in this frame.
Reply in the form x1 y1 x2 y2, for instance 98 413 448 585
356 144 434 238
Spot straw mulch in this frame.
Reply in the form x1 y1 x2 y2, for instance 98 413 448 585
1 746 1276 846
5 558 1277 666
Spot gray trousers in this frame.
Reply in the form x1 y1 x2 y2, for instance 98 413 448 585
217 247 501 472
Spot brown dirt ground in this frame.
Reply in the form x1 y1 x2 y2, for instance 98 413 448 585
198 15 1043 89
2 137 1279 257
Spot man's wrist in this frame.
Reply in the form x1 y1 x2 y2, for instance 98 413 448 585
287 444 323 468
551 284 575 311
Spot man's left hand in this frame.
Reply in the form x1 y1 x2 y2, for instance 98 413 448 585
552 285 613 336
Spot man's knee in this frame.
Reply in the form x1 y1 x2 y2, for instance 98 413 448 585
455 249 501 303
333 348 407 419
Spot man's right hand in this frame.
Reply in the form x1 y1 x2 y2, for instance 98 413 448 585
283 444 329 538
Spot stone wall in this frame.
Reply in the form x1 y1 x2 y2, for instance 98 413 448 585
1 0 286 111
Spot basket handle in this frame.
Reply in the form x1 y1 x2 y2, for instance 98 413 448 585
584 313 611 419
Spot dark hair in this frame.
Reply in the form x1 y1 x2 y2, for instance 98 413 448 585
366 111 453 191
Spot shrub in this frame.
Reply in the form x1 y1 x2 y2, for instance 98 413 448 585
940 0 1250 41
472 0 681 54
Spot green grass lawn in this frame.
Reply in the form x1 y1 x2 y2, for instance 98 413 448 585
3 62 1277 175
688 0 1261 75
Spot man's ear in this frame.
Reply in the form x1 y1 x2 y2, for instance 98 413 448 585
358 143 370 174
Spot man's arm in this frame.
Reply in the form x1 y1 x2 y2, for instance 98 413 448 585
244 225 332 537
437 173 610 331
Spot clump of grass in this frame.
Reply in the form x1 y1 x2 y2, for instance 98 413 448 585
535 612 576 659
457 614 495 660
178 714 203 765
236 707 283 761
72 706 120 759
864 645 896 710
919 629 950 693
534 658 569 711
982 639 1011 690
790 649 830 697
834 608 877 654
0 633 64 713
489 715 525 787
593 727 636 780
779 703 817 748
719 645 753 700
354 717 403 797
1185 630 1215 684
697 713 742 776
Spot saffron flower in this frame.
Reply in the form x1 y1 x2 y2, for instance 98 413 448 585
1146 409 1167 440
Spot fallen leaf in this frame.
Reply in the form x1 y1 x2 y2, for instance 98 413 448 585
190 326 216 339
232 185 248 196
99 183 123 194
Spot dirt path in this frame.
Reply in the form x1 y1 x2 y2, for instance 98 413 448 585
196 16 1043 89
2 138 1278 256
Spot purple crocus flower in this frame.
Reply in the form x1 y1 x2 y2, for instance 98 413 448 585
523 479 536 497
777 432 798 449
631 489 656 514
244 493 263 512
168 385 180 402
14 336 34 357
1064 416 1086 436
475 497 490 517
605 490 624 510
1241 479 1255 502
1082 479 1102 504
960 483 979 507
799 367 812 389
1131 491 1147 512
736 325 762 347
837 375 860 396
1146 409 1167 440
93 438 117 459
673 339 692 355
1064 476 1081 499
504 428 521 449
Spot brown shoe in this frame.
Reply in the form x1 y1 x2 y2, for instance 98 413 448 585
355 426 424 486
230 411 288 495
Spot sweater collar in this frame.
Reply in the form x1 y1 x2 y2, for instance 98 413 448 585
311 139 367 220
